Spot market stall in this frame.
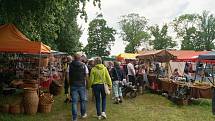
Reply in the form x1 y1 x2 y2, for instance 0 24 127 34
156 51 213 105
136 50 176 91
0 24 56 114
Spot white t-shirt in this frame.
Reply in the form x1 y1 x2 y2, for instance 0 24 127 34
127 63 135 76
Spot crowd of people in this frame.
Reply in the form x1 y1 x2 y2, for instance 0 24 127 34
61 53 159 121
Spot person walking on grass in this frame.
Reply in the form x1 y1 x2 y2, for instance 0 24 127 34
111 61 124 104
127 60 136 85
67 53 89 121
89 57 112 120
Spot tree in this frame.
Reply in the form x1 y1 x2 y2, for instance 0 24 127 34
84 14 116 57
172 14 200 50
149 24 176 50
172 11 215 51
197 11 215 50
119 13 150 53
0 0 101 54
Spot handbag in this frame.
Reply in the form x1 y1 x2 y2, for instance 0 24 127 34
104 83 110 95
96 68 110 95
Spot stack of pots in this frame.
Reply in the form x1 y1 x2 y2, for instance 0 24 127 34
23 88 39 115
38 93 54 113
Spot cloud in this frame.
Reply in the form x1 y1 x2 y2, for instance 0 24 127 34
78 0 215 55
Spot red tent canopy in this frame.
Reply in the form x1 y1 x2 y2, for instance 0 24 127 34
169 50 209 62
0 24 51 54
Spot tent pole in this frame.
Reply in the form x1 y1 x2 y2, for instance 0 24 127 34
38 52 41 93
194 62 198 82
212 64 214 84
202 62 207 83
168 61 172 80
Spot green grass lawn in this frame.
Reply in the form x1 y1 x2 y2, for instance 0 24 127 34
0 91 215 121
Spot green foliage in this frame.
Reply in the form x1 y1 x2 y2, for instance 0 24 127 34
84 14 116 57
0 0 100 54
197 11 215 50
172 14 200 50
149 24 176 50
119 13 150 53
172 11 215 51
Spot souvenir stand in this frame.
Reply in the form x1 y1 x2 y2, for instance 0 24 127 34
157 51 213 105
173 51 212 100
136 50 176 92
0 24 54 114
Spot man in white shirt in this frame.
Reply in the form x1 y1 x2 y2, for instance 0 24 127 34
127 60 136 85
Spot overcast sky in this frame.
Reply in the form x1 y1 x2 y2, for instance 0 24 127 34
78 0 215 55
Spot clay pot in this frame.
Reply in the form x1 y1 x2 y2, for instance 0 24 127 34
23 88 39 115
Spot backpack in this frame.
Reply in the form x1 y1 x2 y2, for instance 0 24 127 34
69 61 86 87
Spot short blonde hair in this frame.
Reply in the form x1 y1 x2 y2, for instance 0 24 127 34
94 57 102 64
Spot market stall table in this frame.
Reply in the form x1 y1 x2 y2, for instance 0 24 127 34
190 85 213 99
159 78 184 96
159 78 213 99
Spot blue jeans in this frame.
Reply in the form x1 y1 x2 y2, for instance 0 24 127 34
92 84 106 116
70 86 87 120
112 81 122 98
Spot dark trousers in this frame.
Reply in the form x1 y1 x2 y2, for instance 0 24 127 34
92 84 106 116
64 79 69 94
128 75 136 85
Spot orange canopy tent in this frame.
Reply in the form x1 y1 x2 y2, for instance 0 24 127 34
0 24 51 54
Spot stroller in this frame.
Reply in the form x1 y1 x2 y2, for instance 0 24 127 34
121 81 138 98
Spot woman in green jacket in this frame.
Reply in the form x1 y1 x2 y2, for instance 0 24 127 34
89 57 112 120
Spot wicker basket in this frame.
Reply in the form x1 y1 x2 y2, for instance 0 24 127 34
9 104 21 114
38 103 53 113
39 93 54 105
